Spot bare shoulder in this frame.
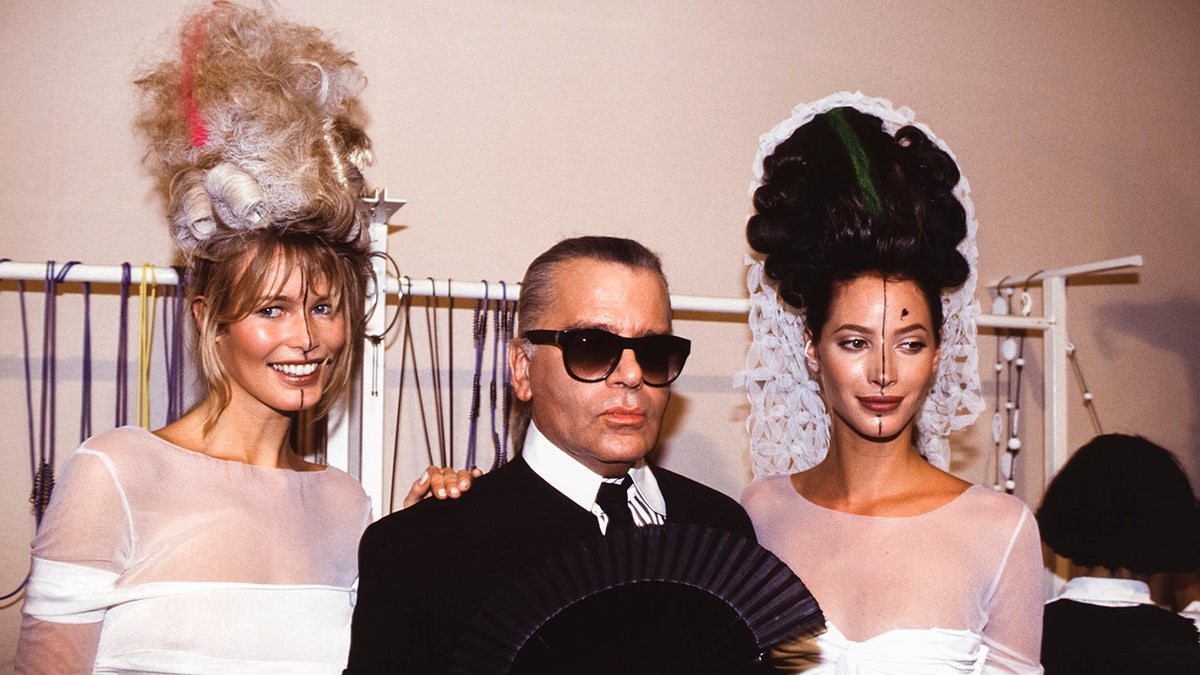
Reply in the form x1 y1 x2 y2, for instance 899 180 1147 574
785 466 826 500
149 413 205 454
922 464 973 500
796 462 976 517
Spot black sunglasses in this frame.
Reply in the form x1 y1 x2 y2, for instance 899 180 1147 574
522 329 691 386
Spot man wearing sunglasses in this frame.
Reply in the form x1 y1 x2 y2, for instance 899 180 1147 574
347 236 755 674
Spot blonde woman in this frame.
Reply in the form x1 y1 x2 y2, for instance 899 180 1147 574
16 4 469 672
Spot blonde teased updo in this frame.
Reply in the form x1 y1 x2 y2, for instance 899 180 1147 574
135 1 375 425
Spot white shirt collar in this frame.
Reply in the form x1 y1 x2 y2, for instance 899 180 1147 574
521 422 667 517
1054 576 1154 608
1179 600 1200 622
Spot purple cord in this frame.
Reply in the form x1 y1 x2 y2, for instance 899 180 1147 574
447 280 454 466
15 275 37 508
489 284 517 471
4 258 37 599
28 261 79 524
162 271 186 423
80 281 92 442
38 264 53 491
115 263 131 427
488 295 501 470
500 290 514 465
161 281 171 422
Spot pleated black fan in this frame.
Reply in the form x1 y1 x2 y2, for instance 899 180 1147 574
450 523 824 675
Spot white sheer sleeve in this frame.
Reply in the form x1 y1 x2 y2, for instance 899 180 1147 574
14 615 102 675
16 447 134 672
981 506 1045 674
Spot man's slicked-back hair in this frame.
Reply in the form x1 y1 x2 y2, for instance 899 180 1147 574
516 236 669 335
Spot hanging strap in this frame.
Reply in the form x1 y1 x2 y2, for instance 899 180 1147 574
1 258 36 600
37 262 55 507
163 267 186 423
400 278 434 465
489 283 517 470
29 261 79 524
7 259 49 520
115 263 131 427
990 281 1007 490
488 296 501 469
137 264 158 429
390 279 413 512
80 279 92 442
446 278 455 465
43 262 79 512
1066 340 1103 435
465 282 489 471
424 278 447 467
500 287 515 464
14 270 37 514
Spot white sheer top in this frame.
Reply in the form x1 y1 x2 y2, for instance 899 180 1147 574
16 426 371 674
742 476 1044 674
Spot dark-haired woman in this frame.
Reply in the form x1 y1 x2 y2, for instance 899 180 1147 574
739 93 1044 673
1037 433 1200 674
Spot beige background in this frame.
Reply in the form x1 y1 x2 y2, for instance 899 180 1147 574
2 0 1198 668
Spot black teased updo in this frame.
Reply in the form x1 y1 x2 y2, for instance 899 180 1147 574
746 107 969 342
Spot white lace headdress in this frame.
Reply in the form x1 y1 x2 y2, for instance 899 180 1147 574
736 91 984 477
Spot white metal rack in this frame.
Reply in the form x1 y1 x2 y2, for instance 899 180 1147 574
0 243 1143 515
986 255 1143 486
0 221 795 516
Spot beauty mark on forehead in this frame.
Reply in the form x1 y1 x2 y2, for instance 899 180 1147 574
901 308 909 318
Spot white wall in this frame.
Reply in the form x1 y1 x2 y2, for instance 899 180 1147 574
2 1 1198 667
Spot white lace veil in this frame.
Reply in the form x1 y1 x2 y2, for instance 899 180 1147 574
736 91 984 477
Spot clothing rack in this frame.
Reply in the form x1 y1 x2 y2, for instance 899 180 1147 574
0 229 770 517
986 255 1143 485
0 243 1144 516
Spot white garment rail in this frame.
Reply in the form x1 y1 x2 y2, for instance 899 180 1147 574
0 252 1144 513
0 251 763 515
0 264 749 313
987 254 1143 483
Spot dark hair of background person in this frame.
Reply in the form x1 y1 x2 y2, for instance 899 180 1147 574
1037 433 1200 574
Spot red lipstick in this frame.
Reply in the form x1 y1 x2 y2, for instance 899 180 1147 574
858 396 902 414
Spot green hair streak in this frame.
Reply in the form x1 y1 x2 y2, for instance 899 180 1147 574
827 108 883 216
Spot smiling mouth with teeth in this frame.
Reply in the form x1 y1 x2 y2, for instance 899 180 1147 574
270 362 321 377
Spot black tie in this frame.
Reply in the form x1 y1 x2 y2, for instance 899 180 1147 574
596 475 635 531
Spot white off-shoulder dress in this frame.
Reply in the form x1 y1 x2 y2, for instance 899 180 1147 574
17 426 372 674
742 476 1044 674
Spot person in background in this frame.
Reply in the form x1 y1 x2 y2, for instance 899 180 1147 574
739 93 1044 673
15 4 470 672
346 236 756 674
1177 573 1200 634
1037 433 1200 674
